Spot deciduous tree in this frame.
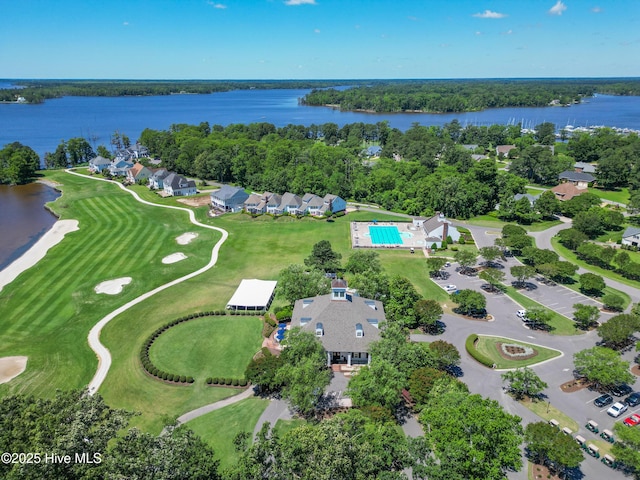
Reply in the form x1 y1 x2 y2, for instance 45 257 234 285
573 346 634 390
501 367 548 400
572 303 600 330
277 264 330 304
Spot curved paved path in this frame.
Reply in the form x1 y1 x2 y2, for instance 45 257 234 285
177 387 256 424
63 170 229 394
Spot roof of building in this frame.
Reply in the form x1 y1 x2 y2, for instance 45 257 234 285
279 192 302 207
292 293 383 352
422 213 450 236
622 226 640 238
165 173 196 190
496 145 516 155
366 145 382 156
244 193 262 205
559 171 596 183
211 185 249 202
551 182 584 201
90 156 111 165
514 193 541 204
574 162 596 173
226 279 278 309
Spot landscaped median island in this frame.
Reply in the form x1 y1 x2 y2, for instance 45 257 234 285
465 334 562 369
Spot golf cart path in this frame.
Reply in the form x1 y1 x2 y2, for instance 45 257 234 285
177 387 256 424
64 170 228 395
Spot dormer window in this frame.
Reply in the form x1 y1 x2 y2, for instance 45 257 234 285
315 322 324 337
365 300 377 310
355 323 363 338
303 299 313 309
300 317 311 326
366 318 379 329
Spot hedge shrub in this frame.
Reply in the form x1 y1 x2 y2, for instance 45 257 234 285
465 334 495 368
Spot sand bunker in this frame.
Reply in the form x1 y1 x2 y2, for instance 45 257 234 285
176 232 198 245
0 356 28 384
94 277 132 295
162 253 187 264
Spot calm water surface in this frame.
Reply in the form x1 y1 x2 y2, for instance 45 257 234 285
1 88 640 271
0 183 60 271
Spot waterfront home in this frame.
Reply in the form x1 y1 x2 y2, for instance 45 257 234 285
108 159 134 177
148 168 170 190
125 163 152 184
115 142 149 162
622 226 640 248
88 156 112 173
210 185 249 212
291 280 382 367
163 173 197 196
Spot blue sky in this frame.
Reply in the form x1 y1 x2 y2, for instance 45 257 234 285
1 0 638 79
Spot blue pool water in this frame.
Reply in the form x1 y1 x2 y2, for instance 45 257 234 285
369 226 403 245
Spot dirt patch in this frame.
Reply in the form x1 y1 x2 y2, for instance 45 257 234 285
496 342 538 361
632 365 640 376
0 356 28 384
176 196 211 207
560 378 592 392
531 463 561 480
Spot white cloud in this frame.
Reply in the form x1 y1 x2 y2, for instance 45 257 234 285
123 21 129 26
549 1 567 15
314 28 320 33
501 29 513 35
475 31 483 35
207 1 227 7
591 6 602 13
473 10 507 19
284 0 316 5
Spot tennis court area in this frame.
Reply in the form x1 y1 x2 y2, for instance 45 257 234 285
369 225 403 245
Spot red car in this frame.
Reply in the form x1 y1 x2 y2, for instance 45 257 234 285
623 413 640 426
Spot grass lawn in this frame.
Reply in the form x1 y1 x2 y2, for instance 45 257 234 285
504 287 582 336
475 335 562 369
519 397 579 433
272 418 307 436
461 214 561 232
589 187 630 205
150 316 262 380
551 237 640 290
0 171 219 398
187 397 269 469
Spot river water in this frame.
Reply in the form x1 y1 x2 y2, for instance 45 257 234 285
0 183 60 271
1 87 640 271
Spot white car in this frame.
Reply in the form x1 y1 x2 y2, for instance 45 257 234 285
444 285 457 292
516 310 527 319
607 402 628 417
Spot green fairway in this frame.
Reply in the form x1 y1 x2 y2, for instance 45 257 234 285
475 335 562 369
187 397 269 469
0 171 219 397
149 316 262 380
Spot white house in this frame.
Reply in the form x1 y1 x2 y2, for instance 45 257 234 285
210 185 249 212
622 227 640 248
125 163 152 184
276 192 303 215
413 213 461 248
88 156 111 173
148 168 170 190
163 173 197 196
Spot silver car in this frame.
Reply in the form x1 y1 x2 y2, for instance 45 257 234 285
607 402 628 417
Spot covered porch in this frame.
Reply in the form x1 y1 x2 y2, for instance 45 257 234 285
327 350 371 367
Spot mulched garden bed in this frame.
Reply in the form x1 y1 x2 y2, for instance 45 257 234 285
560 378 592 393
495 342 538 361
632 365 640 376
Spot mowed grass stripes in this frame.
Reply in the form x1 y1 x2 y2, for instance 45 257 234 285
0 171 220 397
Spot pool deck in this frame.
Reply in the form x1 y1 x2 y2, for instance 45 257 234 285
350 221 427 250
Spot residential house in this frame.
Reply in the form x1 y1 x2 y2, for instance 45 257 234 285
276 192 303 215
210 185 250 212
126 163 152 184
291 279 383 367
88 156 112 173
148 168 170 190
115 142 150 162
413 213 461 248
108 159 134 177
364 145 382 157
622 227 640 248
514 193 541 206
574 162 596 174
461 144 479 151
163 173 197 197
244 193 265 214
551 182 585 201
265 194 282 214
558 171 595 189
319 194 346 216
301 193 325 216
496 145 517 157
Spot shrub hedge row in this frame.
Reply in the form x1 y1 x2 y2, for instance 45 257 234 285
206 377 248 387
465 334 495 368
140 312 262 384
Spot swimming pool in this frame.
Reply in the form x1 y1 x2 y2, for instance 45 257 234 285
369 225 403 245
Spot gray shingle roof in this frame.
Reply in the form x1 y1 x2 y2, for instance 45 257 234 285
559 171 596 183
292 294 383 352
623 226 640 238
212 185 247 201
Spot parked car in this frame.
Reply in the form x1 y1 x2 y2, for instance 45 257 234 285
516 309 527 319
625 392 640 407
594 394 614 408
610 384 634 397
444 262 451 267
444 284 457 292
607 402 628 417
623 413 640 427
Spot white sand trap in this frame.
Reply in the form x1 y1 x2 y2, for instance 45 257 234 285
94 277 132 295
0 356 28 384
162 253 187 264
176 232 198 245
0 219 79 292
